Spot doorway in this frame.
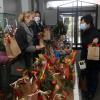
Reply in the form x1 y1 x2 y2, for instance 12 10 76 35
57 1 98 49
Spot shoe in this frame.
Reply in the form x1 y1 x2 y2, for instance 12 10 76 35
85 92 94 100
82 91 88 100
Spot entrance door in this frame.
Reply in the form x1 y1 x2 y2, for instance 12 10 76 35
58 11 97 49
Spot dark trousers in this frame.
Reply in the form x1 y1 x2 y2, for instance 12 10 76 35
86 60 99 94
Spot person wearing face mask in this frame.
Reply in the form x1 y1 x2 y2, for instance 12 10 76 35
34 15 40 24
15 11 44 68
30 11 44 60
80 14 100 100
31 11 44 45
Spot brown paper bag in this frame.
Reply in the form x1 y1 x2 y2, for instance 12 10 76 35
43 30 51 41
4 33 21 58
87 45 100 60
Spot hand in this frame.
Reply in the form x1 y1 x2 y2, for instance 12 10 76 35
92 38 99 44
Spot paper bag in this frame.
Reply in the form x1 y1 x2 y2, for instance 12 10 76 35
4 34 21 58
43 30 51 41
87 45 100 60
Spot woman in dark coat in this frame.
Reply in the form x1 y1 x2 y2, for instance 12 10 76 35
80 14 100 100
15 11 43 68
30 11 44 59
31 11 44 46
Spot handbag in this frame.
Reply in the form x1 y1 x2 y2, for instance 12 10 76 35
87 44 100 60
3 33 21 59
0 51 9 64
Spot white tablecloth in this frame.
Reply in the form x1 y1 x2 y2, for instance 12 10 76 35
73 64 81 100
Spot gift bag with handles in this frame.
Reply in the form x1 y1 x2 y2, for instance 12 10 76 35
3 33 21 59
87 44 100 60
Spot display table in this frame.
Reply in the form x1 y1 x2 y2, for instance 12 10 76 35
74 63 81 100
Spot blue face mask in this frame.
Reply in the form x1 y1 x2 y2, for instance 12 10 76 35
80 23 90 31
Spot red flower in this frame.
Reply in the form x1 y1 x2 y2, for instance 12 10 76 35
66 49 70 54
43 54 49 60
71 58 75 65
65 65 70 80
52 80 57 85
41 74 46 80
38 94 44 100
7 37 11 44
31 70 39 75
14 90 22 97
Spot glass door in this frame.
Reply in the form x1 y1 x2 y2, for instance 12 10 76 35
58 1 98 49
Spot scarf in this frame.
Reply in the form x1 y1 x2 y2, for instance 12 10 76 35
20 22 33 46
20 22 33 37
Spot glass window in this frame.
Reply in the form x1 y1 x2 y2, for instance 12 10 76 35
46 0 96 9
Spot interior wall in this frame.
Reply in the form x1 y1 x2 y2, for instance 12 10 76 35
0 0 4 28
31 0 38 11
38 0 57 25
0 0 4 13
39 0 100 27
3 0 17 14
97 5 100 29
44 9 57 25
38 0 44 21
21 0 32 12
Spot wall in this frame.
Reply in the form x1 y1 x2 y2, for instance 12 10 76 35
0 0 4 27
97 5 100 29
3 0 17 14
39 0 100 27
21 0 32 12
32 0 39 11
16 0 22 16
0 0 4 13
38 0 57 25
44 9 57 25
38 0 44 20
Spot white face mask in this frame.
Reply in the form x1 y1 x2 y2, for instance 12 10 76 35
80 23 90 31
34 17 40 22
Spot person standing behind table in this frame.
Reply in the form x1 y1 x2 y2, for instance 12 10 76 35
31 11 44 59
43 26 51 44
80 14 100 99
15 11 44 68
31 11 44 46
53 21 66 39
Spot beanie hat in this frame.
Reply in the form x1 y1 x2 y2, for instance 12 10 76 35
81 14 93 24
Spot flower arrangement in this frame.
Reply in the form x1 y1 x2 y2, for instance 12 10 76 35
11 41 77 100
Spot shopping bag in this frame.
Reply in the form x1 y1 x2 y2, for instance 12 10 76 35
43 30 51 41
3 33 21 58
87 45 100 60
0 51 9 64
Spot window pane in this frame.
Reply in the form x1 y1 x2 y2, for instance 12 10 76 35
46 0 96 9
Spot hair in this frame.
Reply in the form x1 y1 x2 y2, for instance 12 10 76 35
35 11 41 15
31 11 35 15
18 11 31 23
81 14 94 26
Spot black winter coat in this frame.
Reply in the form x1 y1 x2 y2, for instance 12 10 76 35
81 27 100 60
31 21 44 45
15 25 36 67
81 27 100 70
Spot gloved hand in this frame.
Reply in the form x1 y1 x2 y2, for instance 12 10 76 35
92 38 99 44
